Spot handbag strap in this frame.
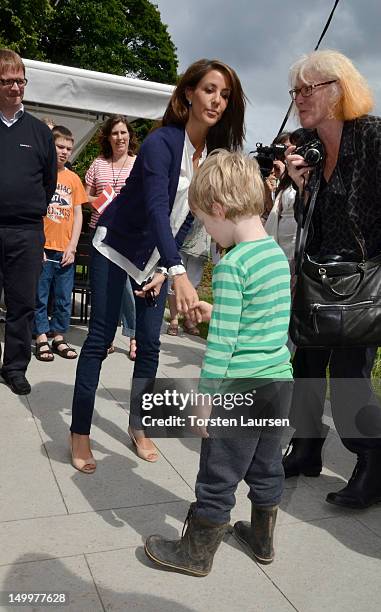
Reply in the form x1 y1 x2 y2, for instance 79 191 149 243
294 179 320 274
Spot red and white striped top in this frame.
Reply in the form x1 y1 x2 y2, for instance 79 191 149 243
86 156 136 228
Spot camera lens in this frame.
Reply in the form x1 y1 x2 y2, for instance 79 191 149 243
304 147 321 166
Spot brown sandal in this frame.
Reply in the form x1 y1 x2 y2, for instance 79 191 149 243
167 323 179 336
183 322 200 336
35 341 54 362
52 338 78 359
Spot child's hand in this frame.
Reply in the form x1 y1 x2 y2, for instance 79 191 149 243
61 247 76 267
189 301 213 323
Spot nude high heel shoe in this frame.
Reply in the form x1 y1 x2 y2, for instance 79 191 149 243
128 427 159 463
70 433 96 474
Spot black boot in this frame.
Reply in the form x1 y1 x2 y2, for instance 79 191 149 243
233 504 278 564
326 450 381 509
282 424 329 478
144 503 228 577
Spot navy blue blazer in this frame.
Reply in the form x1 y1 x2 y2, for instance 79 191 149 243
99 123 194 271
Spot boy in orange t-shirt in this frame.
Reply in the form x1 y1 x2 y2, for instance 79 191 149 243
34 126 86 361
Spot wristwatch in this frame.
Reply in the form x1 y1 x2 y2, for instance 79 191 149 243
156 266 169 278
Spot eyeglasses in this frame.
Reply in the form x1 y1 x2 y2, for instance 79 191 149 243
0 78 28 88
289 80 337 100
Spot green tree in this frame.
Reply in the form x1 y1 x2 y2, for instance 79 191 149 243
49 0 177 84
0 0 178 85
119 0 178 83
0 0 53 60
1 0 177 166
46 0 134 75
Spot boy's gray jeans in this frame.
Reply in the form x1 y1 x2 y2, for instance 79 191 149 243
194 380 293 524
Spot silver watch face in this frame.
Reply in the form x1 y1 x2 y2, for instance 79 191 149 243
156 267 168 276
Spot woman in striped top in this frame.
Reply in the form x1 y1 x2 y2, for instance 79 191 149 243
85 116 138 359
86 116 137 229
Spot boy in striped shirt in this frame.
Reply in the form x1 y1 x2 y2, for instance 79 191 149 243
145 150 293 576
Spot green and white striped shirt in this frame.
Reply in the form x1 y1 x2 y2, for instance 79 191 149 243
200 237 292 383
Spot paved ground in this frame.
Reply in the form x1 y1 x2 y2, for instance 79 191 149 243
0 321 381 612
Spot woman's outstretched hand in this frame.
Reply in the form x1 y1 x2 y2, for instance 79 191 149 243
172 273 199 314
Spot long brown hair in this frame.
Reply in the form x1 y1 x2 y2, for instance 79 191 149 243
98 115 138 159
162 58 246 151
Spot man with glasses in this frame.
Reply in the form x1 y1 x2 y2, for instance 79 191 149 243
0 48 57 395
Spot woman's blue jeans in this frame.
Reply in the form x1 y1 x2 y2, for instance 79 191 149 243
121 277 136 338
88 229 135 338
70 247 167 434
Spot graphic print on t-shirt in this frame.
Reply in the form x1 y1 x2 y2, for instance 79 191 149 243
47 182 73 224
43 167 87 253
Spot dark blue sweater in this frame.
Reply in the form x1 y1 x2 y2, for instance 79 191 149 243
100 124 194 271
0 112 57 228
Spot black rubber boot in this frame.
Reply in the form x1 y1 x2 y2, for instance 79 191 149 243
233 505 278 564
282 424 329 478
326 450 381 509
144 503 228 577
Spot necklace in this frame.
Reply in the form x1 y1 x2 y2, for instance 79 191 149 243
192 142 205 167
111 154 129 190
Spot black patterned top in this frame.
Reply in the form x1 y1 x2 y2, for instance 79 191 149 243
297 115 381 261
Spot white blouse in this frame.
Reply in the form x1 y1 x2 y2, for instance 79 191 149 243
265 185 297 263
93 132 206 284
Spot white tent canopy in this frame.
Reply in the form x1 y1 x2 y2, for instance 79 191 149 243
23 59 174 159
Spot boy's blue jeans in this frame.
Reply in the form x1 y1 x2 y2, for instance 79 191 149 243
194 380 293 524
34 249 74 335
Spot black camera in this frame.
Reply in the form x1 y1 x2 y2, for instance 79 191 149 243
289 128 325 167
293 139 324 167
252 143 287 178
252 130 324 178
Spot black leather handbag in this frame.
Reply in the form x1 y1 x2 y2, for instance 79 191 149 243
289 184 381 348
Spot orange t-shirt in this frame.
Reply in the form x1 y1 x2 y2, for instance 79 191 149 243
44 168 87 252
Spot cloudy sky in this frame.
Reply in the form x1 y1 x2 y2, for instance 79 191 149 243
155 0 381 150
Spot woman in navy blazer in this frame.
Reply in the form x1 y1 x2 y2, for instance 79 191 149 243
70 58 246 472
